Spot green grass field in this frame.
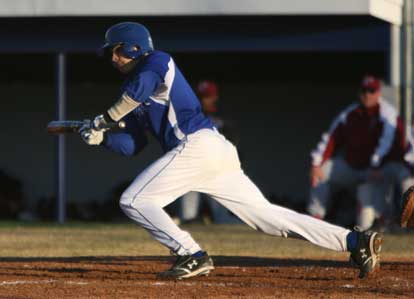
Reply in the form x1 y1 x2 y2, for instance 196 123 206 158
0 222 413 259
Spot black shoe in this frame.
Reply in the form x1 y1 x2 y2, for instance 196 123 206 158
158 252 214 279
349 228 382 279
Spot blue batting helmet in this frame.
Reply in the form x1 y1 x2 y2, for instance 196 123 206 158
101 22 154 59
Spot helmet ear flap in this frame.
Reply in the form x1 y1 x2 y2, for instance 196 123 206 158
121 44 142 59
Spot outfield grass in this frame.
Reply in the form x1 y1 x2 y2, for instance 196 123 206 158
0 222 413 259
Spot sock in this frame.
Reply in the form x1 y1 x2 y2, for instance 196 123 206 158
191 250 206 258
346 231 358 252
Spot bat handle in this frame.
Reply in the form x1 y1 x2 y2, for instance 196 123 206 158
97 120 126 131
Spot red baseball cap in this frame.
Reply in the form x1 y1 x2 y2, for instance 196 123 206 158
361 75 381 91
196 80 218 97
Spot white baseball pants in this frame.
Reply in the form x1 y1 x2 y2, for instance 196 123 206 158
120 129 350 255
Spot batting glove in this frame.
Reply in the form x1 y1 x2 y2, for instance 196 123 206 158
92 114 111 131
80 124 104 146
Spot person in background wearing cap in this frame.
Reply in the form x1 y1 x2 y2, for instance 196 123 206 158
179 80 240 224
308 75 414 230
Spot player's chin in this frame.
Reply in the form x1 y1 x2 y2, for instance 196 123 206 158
112 63 124 73
116 64 133 75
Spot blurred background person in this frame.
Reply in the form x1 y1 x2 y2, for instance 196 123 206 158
308 75 414 230
179 80 240 224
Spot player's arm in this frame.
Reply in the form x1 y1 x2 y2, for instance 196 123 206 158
369 106 398 168
103 113 148 156
81 70 161 146
106 70 162 122
310 116 345 187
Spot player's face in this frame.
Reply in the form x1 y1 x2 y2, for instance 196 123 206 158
111 45 136 74
201 95 219 114
360 89 381 108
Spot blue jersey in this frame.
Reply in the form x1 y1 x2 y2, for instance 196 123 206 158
104 50 214 155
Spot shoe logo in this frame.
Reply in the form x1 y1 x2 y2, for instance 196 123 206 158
187 260 198 269
360 248 368 259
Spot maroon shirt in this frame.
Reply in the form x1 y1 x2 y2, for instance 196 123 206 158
311 100 407 169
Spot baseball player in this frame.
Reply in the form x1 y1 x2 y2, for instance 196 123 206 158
80 22 382 279
308 76 414 230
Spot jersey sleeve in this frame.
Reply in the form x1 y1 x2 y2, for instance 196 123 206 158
311 103 357 166
122 70 162 103
121 51 172 103
108 70 163 121
370 101 398 167
311 120 344 167
103 113 148 156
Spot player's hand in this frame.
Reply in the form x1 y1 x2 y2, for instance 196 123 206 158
92 114 110 131
310 165 324 187
80 124 104 146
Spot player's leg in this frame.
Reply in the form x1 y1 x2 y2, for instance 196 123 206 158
355 162 413 230
308 158 359 219
119 129 233 278
360 162 414 230
179 191 202 223
196 169 381 278
119 146 203 255
207 196 240 224
190 130 347 251
356 182 386 230
193 132 381 277
197 169 351 251
120 148 214 278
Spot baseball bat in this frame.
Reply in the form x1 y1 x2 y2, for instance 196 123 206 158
47 120 126 134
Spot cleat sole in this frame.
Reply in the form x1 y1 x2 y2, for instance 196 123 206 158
179 265 215 279
159 265 215 280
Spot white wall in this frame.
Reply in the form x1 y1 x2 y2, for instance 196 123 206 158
0 0 403 25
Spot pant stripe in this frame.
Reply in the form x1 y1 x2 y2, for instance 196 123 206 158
128 150 192 254
130 152 178 207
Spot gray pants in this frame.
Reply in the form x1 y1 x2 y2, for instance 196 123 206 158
308 158 413 230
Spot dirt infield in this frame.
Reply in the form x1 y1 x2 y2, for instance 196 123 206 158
0 256 412 299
